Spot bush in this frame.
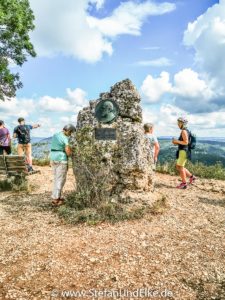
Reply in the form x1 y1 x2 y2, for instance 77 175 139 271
156 161 176 175
0 175 29 192
0 178 12 191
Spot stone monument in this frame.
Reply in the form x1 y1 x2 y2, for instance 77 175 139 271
71 79 154 201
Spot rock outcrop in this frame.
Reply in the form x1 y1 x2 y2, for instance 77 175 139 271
71 79 154 200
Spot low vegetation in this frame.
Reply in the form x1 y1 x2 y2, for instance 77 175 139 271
157 161 225 180
53 127 169 225
57 194 168 225
0 175 30 192
158 138 225 168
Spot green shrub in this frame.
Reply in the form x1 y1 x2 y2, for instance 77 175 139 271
157 160 225 180
0 178 12 191
0 175 29 192
156 161 176 175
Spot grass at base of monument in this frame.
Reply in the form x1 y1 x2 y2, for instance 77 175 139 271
157 160 225 180
0 175 30 192
57 193 168 225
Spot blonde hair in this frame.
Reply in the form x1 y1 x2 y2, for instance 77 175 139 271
144 123 154 132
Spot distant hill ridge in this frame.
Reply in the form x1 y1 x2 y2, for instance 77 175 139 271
31 137 52 144
31 136 225 167
31 136 225 144
32 136 225 144
158 136 225 143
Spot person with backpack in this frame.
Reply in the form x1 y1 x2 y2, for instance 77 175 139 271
13 118 41 172
50 124 76 207
144 123 160 169
172 117 196 189
0 120 11 155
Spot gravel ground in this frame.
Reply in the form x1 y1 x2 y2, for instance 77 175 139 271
0 166 225 300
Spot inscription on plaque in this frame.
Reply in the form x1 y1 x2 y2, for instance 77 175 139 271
95 128 117 140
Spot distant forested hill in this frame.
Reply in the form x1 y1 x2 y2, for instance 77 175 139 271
32 137 52 160
31 136 225 167
158 138 225 167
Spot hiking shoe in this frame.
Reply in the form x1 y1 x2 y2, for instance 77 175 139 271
27 166 34 172
176 182 187 189
189 175 196 184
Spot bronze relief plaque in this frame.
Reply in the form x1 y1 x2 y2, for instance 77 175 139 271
95 99 119 124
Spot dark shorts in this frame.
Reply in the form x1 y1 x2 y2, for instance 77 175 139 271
0 146 11 155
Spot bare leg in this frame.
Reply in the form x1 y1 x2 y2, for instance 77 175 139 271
184 168 192 178
176 165 187 183
179 166 187 183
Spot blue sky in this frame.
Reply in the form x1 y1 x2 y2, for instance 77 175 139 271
1 0 225 138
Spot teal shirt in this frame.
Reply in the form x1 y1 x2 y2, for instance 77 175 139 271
50 132 69 162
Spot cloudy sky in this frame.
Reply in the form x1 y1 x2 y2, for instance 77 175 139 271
1 0 225 138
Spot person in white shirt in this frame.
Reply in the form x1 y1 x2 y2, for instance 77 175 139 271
144 123 160 167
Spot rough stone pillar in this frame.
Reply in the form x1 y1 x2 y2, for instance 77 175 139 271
71 79 154 201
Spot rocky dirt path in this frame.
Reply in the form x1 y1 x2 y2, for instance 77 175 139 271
0 166 225 300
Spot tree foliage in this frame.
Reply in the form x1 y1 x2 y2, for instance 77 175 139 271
0 0 36 100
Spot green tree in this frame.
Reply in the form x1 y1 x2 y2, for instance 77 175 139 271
0 0 36 100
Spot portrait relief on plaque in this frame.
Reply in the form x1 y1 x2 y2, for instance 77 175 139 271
95 99 119 124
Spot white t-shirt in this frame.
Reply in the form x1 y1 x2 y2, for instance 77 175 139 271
145 133 158 157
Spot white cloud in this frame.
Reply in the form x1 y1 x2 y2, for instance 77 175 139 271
30 0 176 63
172 69 219 113
143 103 187 136
39 96 72 112
0 87 88 119
141 0 225 116
87 1 176 37
0 98 35 118
172 69 213 99
141 72 172 103
38 88 88 113
142 103 225 137
141 68 219 113
183 0 225 92
29 0 112 63
60 115 78 124
0 87 88 137
136 57 172 67
66 88 87 106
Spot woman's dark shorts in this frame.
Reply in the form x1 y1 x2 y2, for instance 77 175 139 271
0 146 11 155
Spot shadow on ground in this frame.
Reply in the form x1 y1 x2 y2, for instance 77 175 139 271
199 197 225 208
0 193 56 214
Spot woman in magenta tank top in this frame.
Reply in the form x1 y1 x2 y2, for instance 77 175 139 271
0 120 11 155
